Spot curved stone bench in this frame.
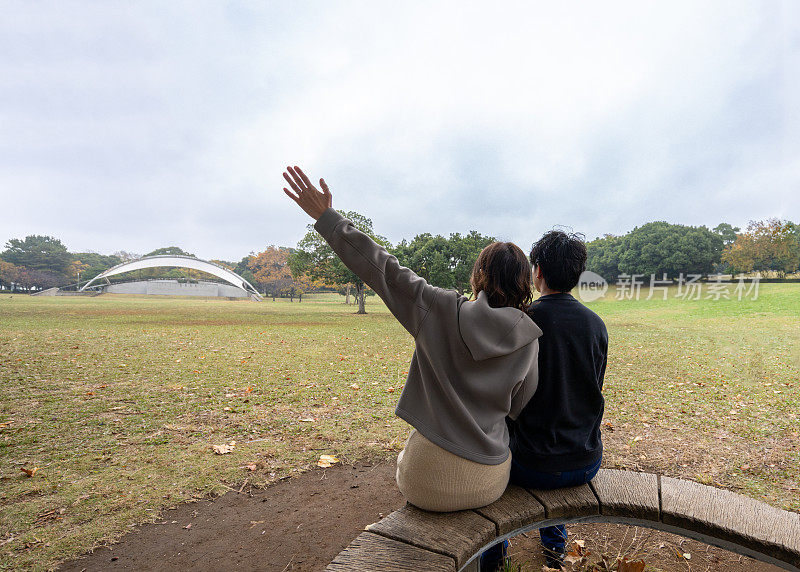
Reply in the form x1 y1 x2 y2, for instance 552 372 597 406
327 469 800 571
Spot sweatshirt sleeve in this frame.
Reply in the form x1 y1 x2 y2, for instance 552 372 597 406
507 339 539 420
314 208 437 337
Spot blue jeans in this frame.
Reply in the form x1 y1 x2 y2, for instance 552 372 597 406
480 455 602 569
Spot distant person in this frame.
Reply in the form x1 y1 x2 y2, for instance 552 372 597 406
481 230 608 571
281 166 542 511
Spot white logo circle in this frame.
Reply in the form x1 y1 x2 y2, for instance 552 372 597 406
577 271 608 302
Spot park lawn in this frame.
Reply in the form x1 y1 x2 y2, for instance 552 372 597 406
1 285 799 571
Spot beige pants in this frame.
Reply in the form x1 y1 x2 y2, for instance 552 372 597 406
395 429 511 512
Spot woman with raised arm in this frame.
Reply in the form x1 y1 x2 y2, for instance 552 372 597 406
282 166 542 513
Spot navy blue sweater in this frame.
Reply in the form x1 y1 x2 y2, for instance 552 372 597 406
508 293 608 472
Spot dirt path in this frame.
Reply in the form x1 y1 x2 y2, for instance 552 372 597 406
59 462 403 572
59 462 781 571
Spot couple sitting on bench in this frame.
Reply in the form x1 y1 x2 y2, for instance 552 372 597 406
283 166 608 570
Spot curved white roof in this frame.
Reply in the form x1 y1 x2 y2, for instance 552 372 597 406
80 255 262 299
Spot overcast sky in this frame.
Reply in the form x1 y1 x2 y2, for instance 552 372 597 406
2 1 799 261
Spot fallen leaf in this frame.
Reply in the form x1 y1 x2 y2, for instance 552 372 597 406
245 464 257 471
317 454 339 468
350 383 360 390
20 467 39 477
617 558 646 572
565 539 588 560
212 442 236 455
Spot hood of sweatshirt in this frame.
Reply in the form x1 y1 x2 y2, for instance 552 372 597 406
458 291 543 361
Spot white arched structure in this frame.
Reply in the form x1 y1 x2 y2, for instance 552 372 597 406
80 255 262 300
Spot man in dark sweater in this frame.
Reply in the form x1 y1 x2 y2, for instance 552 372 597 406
481 230 608 571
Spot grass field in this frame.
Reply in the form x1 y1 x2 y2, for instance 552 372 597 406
1 285 799 570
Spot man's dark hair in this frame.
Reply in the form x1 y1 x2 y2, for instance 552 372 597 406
530 230 587 292
470 241 533 311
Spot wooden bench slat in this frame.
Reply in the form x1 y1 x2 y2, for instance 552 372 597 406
527 483 599 520
473 485 546 535
366 504 495 568
329 472 800 570
661 476 800 567
326 531 456 571
590 469 659 521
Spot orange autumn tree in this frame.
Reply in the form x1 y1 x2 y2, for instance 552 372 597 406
248 246 293 298
289 271 323 301
0 260 22 290
69 260 89 285
248 246 321 300
723 219 800 277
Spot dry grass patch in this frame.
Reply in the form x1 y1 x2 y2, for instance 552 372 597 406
1 285 798 570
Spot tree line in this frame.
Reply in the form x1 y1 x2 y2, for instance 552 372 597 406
585 219 800 281
3 216 799 298
286 211 495 312
0 239 215 292
0 216 495 310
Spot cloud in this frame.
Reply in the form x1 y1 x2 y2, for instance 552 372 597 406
1 1 798 259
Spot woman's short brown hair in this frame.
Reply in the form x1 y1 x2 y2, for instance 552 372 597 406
470 242 533 311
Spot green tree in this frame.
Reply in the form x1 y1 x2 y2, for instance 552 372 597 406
393 231 494 294
144 246 195 257
71 252 123 286
713 223 740 246
618 222 723 278
289 211 390 314
449 231 497 293
393 233 452 287
1 235 72 277
585 234 624 281
787 221 800 271
711 224 741 273
233 255 258 290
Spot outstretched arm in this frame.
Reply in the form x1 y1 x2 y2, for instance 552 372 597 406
282 166 438 337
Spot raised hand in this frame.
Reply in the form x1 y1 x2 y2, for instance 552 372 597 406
283 166 332 220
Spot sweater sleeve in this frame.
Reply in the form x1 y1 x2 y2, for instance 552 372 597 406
507 339 539 420
314 208 437 337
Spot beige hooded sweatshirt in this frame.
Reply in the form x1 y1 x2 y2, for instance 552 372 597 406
315 208 542 465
